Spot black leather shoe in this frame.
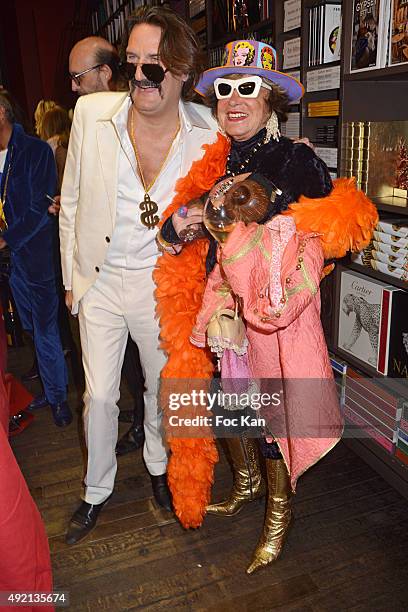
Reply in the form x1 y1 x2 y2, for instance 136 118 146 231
151 474 172 512
116 424 145 456
65 497 111 545
50 401 73 427
27 394 49 411
22 361 39 382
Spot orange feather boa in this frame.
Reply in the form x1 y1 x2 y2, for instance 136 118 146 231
153 134 230 528
285 177 378 259
154 136 378 529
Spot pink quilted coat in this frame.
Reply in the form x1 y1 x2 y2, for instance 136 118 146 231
191 215 343 490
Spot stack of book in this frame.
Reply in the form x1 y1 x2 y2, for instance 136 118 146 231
308 2 342 66
396 402 408 464
352 218 408 282
307 100 339 116
343 368 402 454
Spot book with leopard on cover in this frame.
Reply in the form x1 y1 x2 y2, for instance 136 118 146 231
337 268 408 376
337 269 386 370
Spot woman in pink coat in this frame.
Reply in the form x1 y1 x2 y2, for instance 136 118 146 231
191 213 343 573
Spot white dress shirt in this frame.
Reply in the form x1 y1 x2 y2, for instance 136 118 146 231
106 97 189 270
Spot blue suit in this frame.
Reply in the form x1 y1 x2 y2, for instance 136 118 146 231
1 124 67 404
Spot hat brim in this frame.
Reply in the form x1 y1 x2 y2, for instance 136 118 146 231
195 66 304 103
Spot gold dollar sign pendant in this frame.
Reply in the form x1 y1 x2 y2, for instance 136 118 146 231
139 193 159 229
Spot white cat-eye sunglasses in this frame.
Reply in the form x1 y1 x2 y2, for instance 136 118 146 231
214 75 272 99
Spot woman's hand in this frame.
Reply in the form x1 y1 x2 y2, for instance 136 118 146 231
171 198 205 242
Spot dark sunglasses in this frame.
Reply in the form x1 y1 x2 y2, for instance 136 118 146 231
119 62 168 84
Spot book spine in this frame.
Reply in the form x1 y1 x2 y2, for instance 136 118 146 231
344 405 395 453
345 385 398 430
346 368 400 417
395 447 408 464
347 397 396 440
378 288 391 374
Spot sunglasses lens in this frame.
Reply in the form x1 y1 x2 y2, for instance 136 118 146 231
217 82 232 97
142 64 166 83
238 81 256 96
120 62 136 80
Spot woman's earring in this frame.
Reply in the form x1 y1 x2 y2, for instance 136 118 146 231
265 110 280 143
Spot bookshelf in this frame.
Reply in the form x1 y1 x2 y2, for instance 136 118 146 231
197 1 274 68
90 1 181 45
301 0 342 175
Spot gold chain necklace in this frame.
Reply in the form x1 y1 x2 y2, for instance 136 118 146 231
129 107 180 229
0 146 13 230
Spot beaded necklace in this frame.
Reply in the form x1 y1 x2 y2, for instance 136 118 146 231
210 133 265 202
225 134 265 177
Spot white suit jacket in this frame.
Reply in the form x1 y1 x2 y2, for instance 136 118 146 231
60 91 219 309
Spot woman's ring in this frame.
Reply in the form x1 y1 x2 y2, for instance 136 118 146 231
177 205 188 218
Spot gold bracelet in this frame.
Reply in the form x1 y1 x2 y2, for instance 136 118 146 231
156 230 180 253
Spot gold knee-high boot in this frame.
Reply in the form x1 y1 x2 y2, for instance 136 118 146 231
206 436 265 516
246 458 292 574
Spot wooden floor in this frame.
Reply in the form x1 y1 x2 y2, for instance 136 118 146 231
8 341 408 612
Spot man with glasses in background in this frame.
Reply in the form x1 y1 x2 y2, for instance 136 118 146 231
60 6 219 544
68 35 146 458
68 36 121 95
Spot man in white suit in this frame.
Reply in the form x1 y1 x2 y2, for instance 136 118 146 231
60 6 218 544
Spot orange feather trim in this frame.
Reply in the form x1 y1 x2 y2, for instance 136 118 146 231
153 134 230 528
283 177 379 259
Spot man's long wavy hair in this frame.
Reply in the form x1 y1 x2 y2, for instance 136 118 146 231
120 5 206 101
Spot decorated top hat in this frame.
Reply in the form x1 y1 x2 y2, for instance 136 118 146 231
195 40 304 103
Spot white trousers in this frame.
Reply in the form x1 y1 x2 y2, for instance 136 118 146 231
78 263 167 504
